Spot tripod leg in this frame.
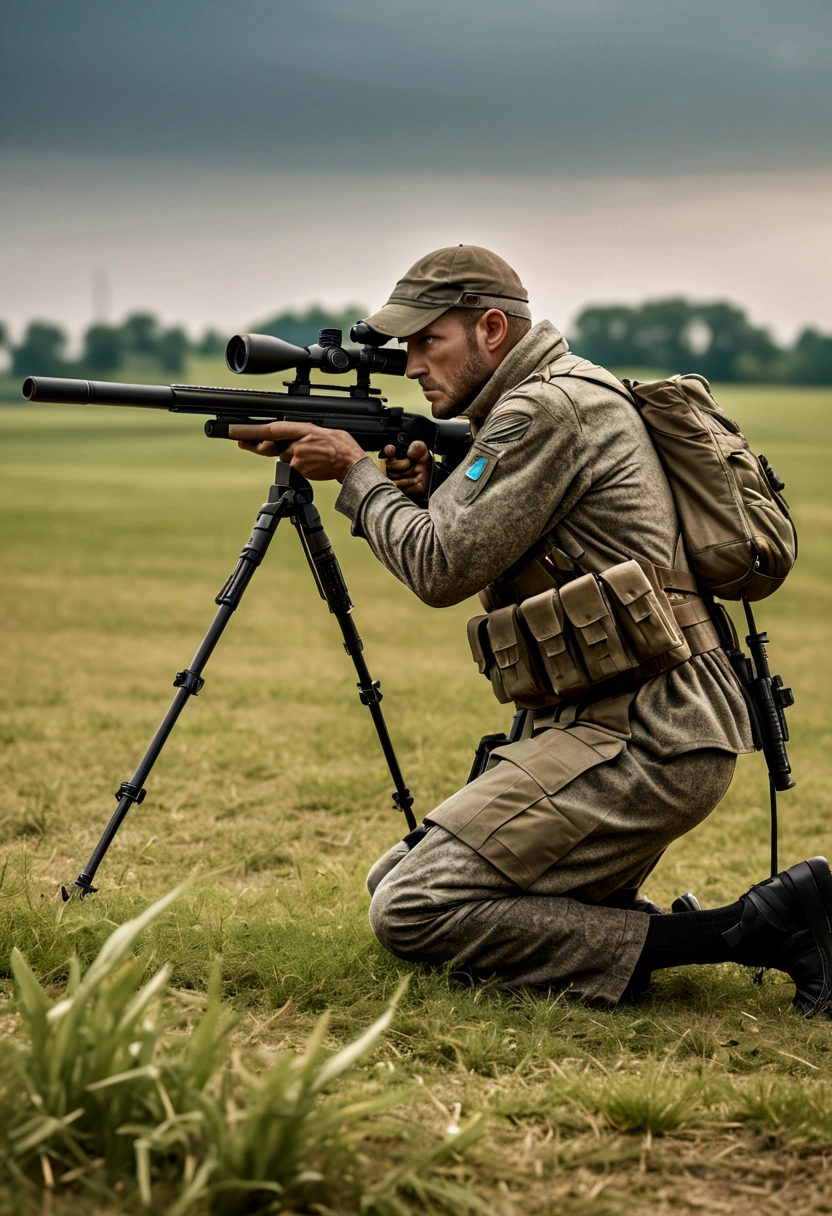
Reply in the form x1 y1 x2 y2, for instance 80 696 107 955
291 485 417 832
63 485 292 898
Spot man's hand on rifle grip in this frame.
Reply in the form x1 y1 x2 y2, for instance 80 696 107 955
383 440 433 499
228 421 366 483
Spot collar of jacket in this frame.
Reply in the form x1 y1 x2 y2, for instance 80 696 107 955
464 319 570 435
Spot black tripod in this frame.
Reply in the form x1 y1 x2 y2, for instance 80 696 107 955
62 463 416 900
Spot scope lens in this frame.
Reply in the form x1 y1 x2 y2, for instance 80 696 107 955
328 347 351 371
369 347 408 376
225 335 248 374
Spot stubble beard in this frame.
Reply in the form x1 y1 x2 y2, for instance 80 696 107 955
423 346 491 419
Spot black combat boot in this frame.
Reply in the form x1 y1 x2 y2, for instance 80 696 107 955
722 856 832 1018
631 856 832 1017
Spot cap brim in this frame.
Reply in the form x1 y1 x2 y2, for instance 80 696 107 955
361 301 452 339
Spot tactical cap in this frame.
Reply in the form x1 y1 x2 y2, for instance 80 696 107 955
363 245 531 339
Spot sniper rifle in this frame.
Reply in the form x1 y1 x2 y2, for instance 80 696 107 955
21 322 471 466
21 323 470 899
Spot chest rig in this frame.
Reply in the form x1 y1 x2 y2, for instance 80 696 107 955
465 358 722 712
467 540 721 712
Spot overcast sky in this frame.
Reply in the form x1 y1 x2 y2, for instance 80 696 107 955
1 0 830 344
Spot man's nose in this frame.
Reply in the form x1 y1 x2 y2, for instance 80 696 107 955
405 347 427 380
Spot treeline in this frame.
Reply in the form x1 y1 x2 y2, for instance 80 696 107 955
570 299 832 384
5 299 832 384
1 305 366 381
5 315 197 378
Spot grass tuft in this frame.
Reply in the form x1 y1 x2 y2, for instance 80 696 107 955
0 887 490 1214
565 1065 702 1135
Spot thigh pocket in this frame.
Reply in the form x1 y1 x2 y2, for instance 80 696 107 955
429 724 626 887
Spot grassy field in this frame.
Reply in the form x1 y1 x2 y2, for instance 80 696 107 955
1 376 832 1213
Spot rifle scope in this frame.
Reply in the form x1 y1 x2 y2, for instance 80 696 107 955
226 326 407 378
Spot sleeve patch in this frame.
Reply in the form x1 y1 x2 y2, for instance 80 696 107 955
465 456 489 481
480 411 532 445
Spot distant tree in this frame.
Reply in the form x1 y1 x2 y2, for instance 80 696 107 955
694 302 777 382
120 312 160 356
571 298 778 381
567 304 632 368
12 322 68 377
254 305 367 348
195 328 224 357
0 321 7 348
785 328 832 385
82 324 124 374
626 297 694 371
156 327 189 375
571 299 692 371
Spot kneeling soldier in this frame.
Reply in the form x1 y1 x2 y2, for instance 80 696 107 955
233 245 832 1015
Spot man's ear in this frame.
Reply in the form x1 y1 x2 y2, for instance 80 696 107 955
480 309 510 352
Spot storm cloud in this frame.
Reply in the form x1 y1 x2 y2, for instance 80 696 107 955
3 0 831 176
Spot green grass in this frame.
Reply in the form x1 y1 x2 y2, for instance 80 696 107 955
1 384 832 1212
2 883 494 1214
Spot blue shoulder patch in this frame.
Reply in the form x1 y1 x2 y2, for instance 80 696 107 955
465 456 489 481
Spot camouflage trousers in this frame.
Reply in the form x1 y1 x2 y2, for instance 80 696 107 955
367 745 735 1006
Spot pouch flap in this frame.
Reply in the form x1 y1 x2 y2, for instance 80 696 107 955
466 614 491 675
486 606 521 669
559 573 608 629
519 589 566 655
600 560 654 609
489 723 626 796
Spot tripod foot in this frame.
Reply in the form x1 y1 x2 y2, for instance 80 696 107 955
61 875 98 901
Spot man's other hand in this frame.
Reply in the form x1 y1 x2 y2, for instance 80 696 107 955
228 421 366 482
383 440 432 499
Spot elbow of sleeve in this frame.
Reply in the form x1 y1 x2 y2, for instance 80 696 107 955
415 582 468 609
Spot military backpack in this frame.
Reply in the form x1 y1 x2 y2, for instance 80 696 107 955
622 373 796 602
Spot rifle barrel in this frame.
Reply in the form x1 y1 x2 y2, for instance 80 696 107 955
20 375 472 461
22 376 386 417
22 376 174 408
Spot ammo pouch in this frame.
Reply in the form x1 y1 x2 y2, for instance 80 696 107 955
467 606 544 705
467 558 713 708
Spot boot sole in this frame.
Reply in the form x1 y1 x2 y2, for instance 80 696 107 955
784 856 832 1018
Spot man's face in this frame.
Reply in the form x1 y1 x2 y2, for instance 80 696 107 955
404 311 494 419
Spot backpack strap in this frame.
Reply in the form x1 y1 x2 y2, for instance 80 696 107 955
540 356 636 404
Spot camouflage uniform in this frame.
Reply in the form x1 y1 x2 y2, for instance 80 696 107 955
337 256 753 1004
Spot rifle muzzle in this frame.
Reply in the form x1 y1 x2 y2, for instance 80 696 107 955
21 376 174 408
